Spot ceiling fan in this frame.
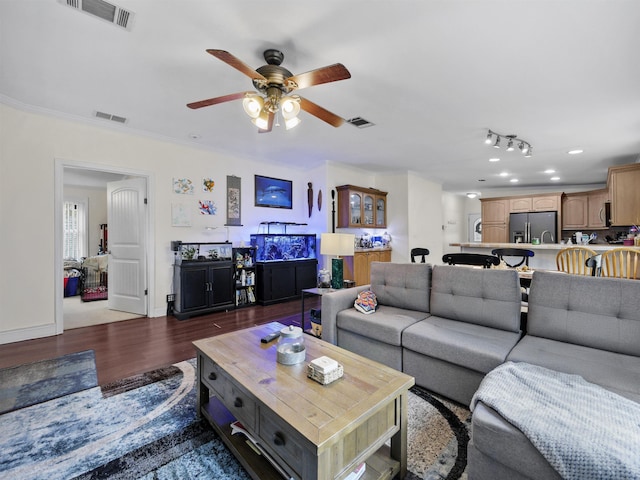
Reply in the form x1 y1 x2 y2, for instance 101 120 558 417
187 49 351 132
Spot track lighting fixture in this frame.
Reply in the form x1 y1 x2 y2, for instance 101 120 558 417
485 130 532 157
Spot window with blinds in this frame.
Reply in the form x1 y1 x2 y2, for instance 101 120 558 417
63 200 88 260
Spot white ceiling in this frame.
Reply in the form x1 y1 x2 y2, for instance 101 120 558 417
2 0 640 195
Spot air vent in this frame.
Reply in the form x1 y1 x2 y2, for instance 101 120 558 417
346 117 375 129
95 111 127 124
59 0 135 31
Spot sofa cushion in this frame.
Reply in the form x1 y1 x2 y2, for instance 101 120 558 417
507 335 640 403
370 262 431 313
528 272 640 357
403 316 521 373
336 305 428 346
430 265 521 332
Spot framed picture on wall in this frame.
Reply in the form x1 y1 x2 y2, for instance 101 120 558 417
254 175 292 209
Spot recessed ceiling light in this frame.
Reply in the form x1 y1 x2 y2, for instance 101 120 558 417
510 178 519 183
544 169 556 174
550 176 560 181
568 149 583 155
489 158 500 162
499 172 509 177
189 133 201 140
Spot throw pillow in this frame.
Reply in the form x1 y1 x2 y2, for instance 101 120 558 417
354 290 377 314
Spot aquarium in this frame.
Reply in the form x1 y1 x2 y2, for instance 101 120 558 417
172 241 233 263
250 234 317 262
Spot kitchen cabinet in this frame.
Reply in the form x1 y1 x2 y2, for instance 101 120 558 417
344 249 392 286
173 260 235 320
608 163 640 226
255 259 318 305
336 185 387 228
481 198 509 243
562 193 588 229
510 194 560 213
562 188 610 230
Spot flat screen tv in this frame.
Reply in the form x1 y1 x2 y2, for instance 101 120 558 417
254 175 293 209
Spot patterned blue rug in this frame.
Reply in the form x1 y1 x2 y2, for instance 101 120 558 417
0 349 97 415
0 357 469 480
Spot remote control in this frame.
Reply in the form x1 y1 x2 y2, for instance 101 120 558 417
260 332 280 343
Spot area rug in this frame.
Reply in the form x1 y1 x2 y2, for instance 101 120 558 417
0 357 470 480
0 349 97 415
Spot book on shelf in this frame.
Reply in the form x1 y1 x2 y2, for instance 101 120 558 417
230 421 293 480
345 462 366 480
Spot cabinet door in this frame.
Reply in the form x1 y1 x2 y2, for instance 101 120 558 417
295 261 318 292
349 192 363 226
354 253 370 286
363 194 375 226
587 189 609 228
375 196 387 227
610 168 640 226
482 199 509 224
483 224 509 243
210 264 234 307
562 194 588 229
510 198 532 213
181 266 210 311
270 265 297 300
532 195 559 211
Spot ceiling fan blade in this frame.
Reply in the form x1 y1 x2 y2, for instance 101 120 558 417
259 112 275 133
206 49 267 82
299 97 345 127
187 91 252 109
285 64 351 91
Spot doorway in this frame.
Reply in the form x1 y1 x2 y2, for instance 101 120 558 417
55 160 154 332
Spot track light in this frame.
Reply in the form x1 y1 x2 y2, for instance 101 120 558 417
485 130 532 157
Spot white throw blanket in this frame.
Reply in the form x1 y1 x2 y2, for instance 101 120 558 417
471 362 640 480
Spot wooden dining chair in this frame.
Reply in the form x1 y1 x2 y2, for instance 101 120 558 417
442 253 500 269
491 248 535 268
556 246 598 275
600 247 640 279
410 248 430 263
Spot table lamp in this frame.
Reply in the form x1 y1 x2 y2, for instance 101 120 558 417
320 233 355 289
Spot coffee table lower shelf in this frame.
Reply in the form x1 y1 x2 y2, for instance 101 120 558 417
201 396 401 480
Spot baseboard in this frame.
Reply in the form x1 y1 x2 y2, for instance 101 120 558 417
0 323 59 345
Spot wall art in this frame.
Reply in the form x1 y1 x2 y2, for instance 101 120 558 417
173 178 194 195
198 200 217 215
202 178 215 192
226 175 242 226
171 203 191 227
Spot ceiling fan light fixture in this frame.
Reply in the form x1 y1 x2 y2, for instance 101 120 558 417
242 95 264 119
284 116 301 130
280 96 301 119
485 131 493 144
252 110 270 130
493 136 501 148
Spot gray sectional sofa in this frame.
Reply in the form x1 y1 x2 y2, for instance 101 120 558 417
322 262 523 405
321 262 640 480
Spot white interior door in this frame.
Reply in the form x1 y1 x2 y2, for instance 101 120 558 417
107 178 147 315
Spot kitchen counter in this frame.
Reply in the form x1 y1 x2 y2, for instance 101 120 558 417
448 242 622 270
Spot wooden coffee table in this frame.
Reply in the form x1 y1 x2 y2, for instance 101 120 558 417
193 322 415 480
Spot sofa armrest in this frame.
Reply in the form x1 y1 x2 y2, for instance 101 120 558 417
321 285 369 344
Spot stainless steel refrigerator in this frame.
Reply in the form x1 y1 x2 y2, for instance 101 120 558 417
510 211 557 243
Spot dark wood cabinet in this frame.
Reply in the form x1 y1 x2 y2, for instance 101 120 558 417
173 260 235 320
256 259 318 305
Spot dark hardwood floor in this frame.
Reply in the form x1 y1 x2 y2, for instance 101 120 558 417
0 298 319 385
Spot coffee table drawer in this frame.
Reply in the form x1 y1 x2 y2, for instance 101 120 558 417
259 410 305 476
201 356 226 399
226 381 257 431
